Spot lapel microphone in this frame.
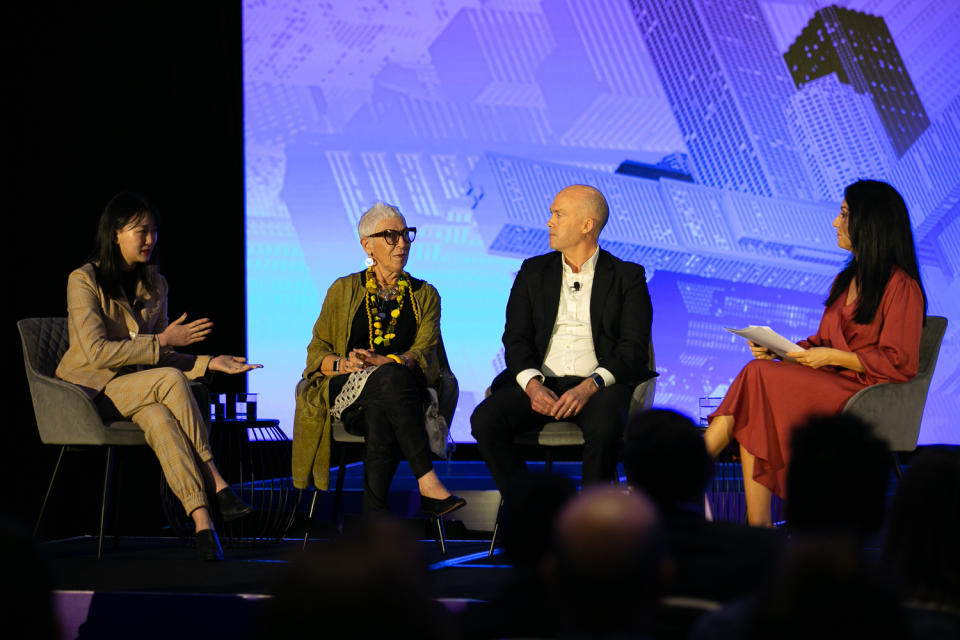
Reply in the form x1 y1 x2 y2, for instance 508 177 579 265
572 281 581 293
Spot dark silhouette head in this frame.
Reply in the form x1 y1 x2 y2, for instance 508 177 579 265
747 535 904 640
500 472 577 569
883 446 960 608
622 409 712 511
0 514 59 640
254 517 449 639
787 414 890 538
826 180 926 324
545 486 668 635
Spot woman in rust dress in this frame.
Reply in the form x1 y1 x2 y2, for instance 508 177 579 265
702 180 926 526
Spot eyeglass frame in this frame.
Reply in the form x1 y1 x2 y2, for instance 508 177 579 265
366 227 417 245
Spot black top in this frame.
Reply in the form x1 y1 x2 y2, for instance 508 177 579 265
329 292 418 400
120 270 139 305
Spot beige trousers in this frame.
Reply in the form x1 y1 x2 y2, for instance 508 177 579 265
101 367 212 515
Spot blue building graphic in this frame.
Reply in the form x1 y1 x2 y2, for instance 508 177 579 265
784 5 930 157
242 0 959 446
631 0 814 200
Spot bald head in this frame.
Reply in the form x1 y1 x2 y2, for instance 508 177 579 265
549 487 667 633
558 184 609 237
554 486 662 576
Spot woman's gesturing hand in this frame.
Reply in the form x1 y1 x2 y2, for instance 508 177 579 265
159 313 213 347
748 340 776 360
209 355 263 374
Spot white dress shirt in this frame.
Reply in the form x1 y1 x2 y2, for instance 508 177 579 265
516 247 615 390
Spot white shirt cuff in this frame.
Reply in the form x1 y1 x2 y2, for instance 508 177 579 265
594 367 615 387
516 368 544 391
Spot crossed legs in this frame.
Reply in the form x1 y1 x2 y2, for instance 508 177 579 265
342 365 452 514
703 415 772 527
101 367 229 532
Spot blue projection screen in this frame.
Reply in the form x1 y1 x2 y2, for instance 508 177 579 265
243 0 959 445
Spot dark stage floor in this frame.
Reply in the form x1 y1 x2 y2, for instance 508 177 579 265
44 534 512 640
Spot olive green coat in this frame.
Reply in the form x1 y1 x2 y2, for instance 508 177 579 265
292 271 441 490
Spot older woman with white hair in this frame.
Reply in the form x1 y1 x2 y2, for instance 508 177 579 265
292 202 465 517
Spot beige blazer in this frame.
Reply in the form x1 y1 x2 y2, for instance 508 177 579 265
56 263 210 397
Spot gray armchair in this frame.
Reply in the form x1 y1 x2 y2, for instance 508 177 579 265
18 317 147 560
842 315 948 476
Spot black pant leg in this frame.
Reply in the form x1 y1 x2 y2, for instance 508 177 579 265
471 385 550 491
360 404 401 514
348 364 435 513
573 382 632 484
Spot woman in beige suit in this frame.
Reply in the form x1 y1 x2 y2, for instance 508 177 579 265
56 192 260 561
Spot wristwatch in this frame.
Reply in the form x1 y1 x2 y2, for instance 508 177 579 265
590 372 605 389
333 357 341 373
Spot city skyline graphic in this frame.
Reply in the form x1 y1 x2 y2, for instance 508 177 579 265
243 0 960 445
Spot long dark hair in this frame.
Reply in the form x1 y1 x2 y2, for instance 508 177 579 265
825 180 926 324
90 192 158 299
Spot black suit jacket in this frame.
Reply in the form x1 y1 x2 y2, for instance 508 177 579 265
492 249 655 391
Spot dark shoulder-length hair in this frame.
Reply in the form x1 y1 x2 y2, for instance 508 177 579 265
825 180 926 324
90 192 159 299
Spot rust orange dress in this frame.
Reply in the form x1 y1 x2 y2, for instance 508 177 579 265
710 268 924 498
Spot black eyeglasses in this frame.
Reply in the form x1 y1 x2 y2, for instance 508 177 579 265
367 227 417 245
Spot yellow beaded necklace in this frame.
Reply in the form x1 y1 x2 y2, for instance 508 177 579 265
364 267 420 348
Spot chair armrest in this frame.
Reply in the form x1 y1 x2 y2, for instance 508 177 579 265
25 374 115 445
629 377 657 416
842 381 925 452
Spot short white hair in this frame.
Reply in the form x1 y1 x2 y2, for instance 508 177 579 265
358 201 405 237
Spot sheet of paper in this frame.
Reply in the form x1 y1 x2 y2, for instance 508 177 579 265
725 325 804 359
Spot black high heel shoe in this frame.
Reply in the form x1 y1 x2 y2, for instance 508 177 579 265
216 487 254 521
196 529 223 561
420 494 466 517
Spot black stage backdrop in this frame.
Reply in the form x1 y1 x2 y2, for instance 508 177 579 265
6 1 245 535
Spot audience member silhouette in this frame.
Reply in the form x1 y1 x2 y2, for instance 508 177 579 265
786 413 890 540
543 486 668 639
0 513 59 640
253 517 455 640
883 446 960 638
459 472 577 640
621 409 783 604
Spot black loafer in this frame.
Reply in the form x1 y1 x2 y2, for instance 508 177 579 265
420 494 466 517
216 487 254 521
197 529 223 562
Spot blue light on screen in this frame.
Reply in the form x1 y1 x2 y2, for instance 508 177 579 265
243 0 959 445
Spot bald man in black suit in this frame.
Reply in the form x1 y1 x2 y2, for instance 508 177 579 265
471 185 655 489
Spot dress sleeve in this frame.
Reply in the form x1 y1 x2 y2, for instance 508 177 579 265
855 274 924 385
66 268 160 368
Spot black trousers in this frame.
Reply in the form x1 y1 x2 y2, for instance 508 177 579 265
339 364 433 514
470 376 632 491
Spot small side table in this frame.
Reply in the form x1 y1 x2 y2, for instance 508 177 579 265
161 418 296 546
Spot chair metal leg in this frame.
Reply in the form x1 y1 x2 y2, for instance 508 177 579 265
302 488 319 551
434 517 446 555
98 446 116 561
892 452 904 480
488 497 503 557
331 447 348 528
35 446 66 537
112 453 124 550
